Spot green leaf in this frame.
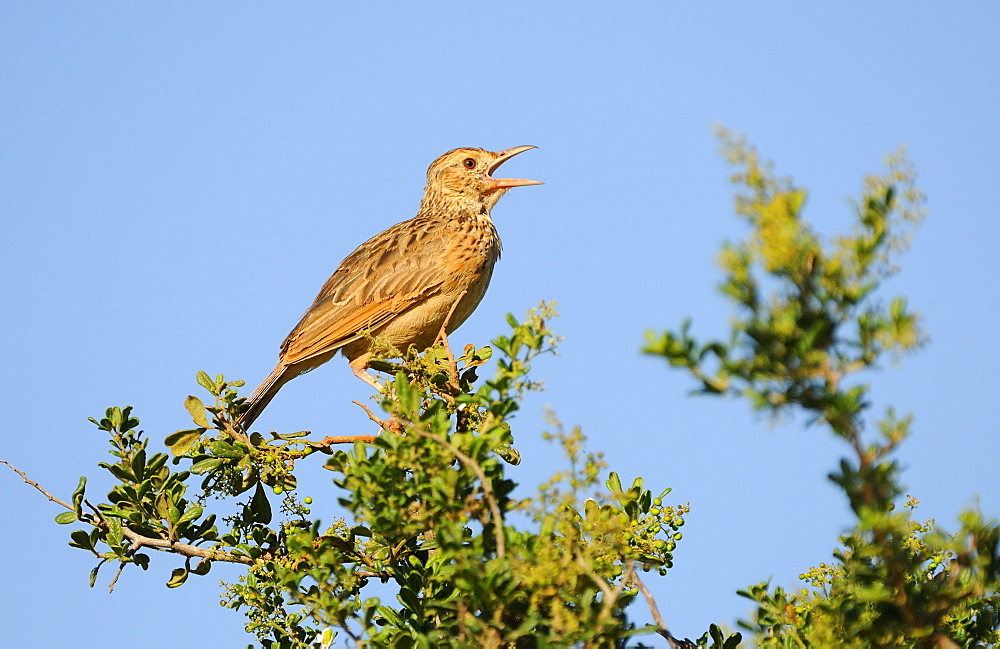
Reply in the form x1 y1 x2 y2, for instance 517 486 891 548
189 457 226 474
107 463 136 483
89 565 100 588
55 511 77 525
184 395 210 428
176 505 203 527
196 370 214 393
397 587 422 614
165 429 203 456
166 567 188 588
145 453 168 475
274 430 311 439
130 448 147 481
250 481 272 525
368 359 398 374
724 632 743 649
107 518 124 548
191 559 212 576
495 443 520 465
72 476 87 516
69 529 95 551
607 471 622 494
206 440 246 458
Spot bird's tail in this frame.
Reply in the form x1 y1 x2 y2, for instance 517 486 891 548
238 365 293 429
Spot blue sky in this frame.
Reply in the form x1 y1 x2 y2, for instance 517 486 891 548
2 3 998 647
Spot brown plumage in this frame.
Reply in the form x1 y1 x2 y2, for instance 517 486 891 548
239 146 540 428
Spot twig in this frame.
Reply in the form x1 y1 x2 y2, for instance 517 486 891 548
576 549 621 622
352 401 401 433
108 557 129 592
2 460 75 511
118 526 254 564
4 459 255 566
310 434 378 447
633 567 687 649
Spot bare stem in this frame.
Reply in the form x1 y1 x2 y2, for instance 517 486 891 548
3 459 255 566
633 567 687 649
120 526 254 564
576 549 622 623
2 459 75 510
352 401 401 433
311 434 378 447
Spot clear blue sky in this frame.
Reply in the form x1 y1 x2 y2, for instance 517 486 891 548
3 3 998 646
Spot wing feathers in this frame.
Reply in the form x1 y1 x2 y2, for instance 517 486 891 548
277 215 452 365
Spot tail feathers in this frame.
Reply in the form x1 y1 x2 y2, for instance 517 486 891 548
239 365 292 429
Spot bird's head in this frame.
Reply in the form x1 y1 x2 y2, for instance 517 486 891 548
421 146 541 215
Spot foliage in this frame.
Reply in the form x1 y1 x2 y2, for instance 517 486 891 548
645 128 999 647
12 130 997 648
47 303 699 648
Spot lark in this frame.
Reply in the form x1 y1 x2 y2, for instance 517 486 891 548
239 146 540 428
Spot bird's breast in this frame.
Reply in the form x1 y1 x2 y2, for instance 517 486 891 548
439 215 501 277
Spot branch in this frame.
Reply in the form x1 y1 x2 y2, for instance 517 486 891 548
310 434 378 447
108 540 141 592
633 567 692 649
352 401 401 433
3 459 256 566
576 548 626 623
2 459 75 510
119 526 254 564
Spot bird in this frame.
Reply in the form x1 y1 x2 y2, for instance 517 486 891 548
238 145 541 428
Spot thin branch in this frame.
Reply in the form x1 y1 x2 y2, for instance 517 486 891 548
352 401 400 433
5 459 257 566
107 549 133 593
311 434 378 447
412 428 506 559
576 549 620 622
119 526 254 564
2 460 74 510
633 567 688 649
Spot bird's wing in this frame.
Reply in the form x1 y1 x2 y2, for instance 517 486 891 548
277 216 450 365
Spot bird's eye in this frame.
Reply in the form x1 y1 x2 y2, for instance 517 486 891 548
463 158 476 169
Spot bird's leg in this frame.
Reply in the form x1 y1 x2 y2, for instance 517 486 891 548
354 365 384 390
350 356 385 391
436 291 466 394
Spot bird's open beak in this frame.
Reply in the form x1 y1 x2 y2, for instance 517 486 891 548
485 145 543 191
